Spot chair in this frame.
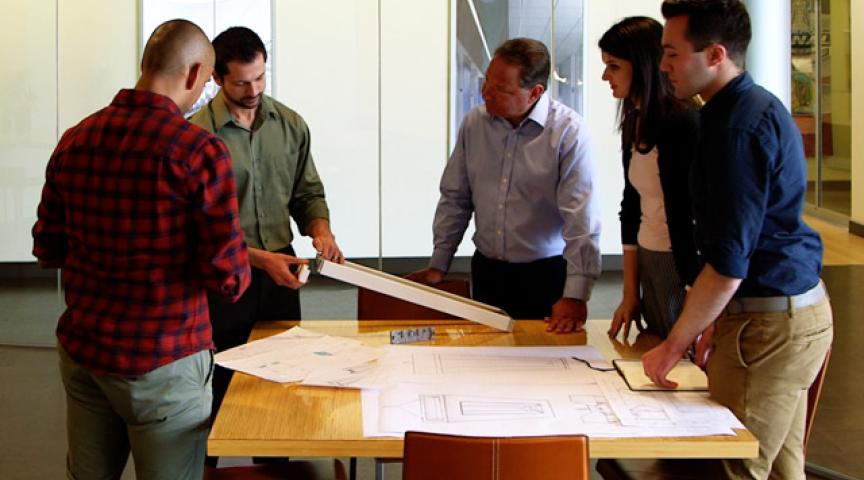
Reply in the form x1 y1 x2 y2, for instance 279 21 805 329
596 348 833 479
357 278 471 320
204 459 347 480
402 431 590 480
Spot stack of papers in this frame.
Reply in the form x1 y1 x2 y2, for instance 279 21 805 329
214 327 380 385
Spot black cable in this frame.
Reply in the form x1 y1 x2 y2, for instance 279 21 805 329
571 356 616 372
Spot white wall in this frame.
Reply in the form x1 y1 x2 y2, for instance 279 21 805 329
380 0 450 258
852 0 863 225
274 0 380 258
0 0 136 262
0 0 56 262
58 1 138 131
585 1 663 255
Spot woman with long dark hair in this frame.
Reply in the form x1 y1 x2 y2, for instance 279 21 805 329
599 16 700 338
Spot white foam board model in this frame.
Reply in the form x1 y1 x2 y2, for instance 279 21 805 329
314 258 514 332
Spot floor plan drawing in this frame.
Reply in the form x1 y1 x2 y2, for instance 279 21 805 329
568 394 617 424
363 347 744 438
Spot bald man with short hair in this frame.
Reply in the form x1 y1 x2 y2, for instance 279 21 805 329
32 19 251 480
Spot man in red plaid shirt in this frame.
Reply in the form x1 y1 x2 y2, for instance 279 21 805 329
32 20 250 480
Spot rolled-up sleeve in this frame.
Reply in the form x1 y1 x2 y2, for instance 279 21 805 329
701 129 772 279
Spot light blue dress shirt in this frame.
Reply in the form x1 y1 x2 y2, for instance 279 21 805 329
429 93 601 300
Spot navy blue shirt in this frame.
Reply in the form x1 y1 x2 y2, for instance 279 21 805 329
691 73 822 297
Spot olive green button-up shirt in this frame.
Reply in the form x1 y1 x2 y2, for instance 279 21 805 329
190 92 330 251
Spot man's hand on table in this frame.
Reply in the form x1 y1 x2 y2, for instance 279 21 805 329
544 298 587 333
405 268 445 286
641 339 688 389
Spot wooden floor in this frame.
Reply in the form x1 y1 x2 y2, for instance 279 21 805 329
805 214 864 265
801 214 863 479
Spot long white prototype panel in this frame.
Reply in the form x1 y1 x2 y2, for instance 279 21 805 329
314 259 514 332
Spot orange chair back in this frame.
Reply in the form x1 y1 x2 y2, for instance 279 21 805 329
357 279 470 320
403 431 590 480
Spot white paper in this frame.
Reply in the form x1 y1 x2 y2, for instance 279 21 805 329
359 345 743 439
214 326 381 384
373 345 611 385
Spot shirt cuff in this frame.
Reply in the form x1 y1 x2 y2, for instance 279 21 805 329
429 248 454 273
705 252 749 280
296 204 331 233
564 274 594 302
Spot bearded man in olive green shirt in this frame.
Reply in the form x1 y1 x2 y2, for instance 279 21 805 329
189 26 342 467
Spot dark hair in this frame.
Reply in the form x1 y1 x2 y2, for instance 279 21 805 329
493 38 551 89
661 0 751 67
211 26 267 77
599 16 690 152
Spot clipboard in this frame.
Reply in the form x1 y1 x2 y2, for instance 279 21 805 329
613 358 708 391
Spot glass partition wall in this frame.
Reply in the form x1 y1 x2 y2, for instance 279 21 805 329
452 0 585 140
792 0 851 216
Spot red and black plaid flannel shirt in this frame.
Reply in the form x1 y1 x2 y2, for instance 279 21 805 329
33 89 251 376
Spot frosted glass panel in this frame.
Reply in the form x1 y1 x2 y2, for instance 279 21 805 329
380 0 452 257
0 1 57 261
275 0 380 258
58 0 137 132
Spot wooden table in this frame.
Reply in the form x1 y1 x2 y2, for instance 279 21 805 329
208 319 757 460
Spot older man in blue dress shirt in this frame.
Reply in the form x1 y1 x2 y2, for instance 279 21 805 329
410 38 601 333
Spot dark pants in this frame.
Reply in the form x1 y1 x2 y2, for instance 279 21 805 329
206 246 300 467
471 251 566 319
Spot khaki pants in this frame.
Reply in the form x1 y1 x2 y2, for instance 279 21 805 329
707 297 833 480
59 348 213 480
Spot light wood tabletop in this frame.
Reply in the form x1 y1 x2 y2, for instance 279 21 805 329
208 319 758 459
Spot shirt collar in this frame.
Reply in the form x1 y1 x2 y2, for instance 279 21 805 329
211 90 278 130
484 91 550 129
525 92 550 128
702 71 753 114
112 89 182 117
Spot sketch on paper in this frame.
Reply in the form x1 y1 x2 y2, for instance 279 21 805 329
374 345 610 387
568 394 617 424
419 395 555 423
364 349 745 439
411 353 571 375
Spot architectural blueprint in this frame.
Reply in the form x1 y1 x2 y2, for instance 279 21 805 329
361 346 743 438
372 345 612 385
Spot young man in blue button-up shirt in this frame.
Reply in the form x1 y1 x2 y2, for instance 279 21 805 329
642 2 833 478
